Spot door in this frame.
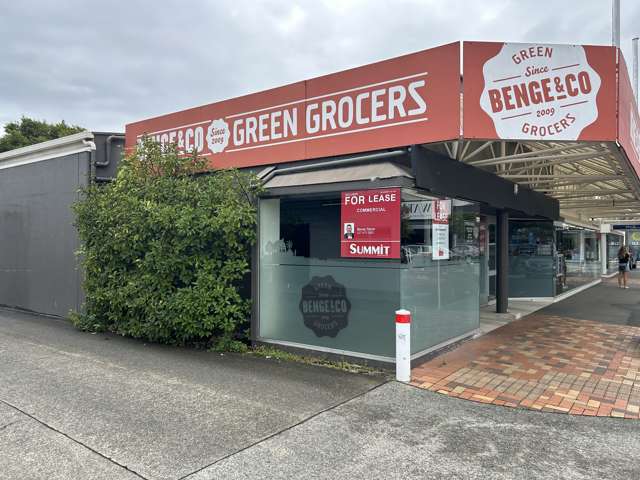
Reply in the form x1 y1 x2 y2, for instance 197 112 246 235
479 215 496 305
488 216 497 300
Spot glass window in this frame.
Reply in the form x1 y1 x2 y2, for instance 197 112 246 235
258 188 480 360
555 228 601 293
558 230 580 261
607 233 623 274
400 191 480 353
509 220 555 297
584 232 600 262
258 194 400 358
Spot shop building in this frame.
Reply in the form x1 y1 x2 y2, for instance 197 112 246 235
0 41 637 362
109 41 640 361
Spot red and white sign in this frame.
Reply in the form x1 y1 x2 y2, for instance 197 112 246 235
125 43 460 169
340 188 401 259
617 52 640 178
464 42 617 141
431 200 450 260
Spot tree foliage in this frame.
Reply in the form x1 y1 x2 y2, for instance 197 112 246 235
73 138 260 350
0 117 84 152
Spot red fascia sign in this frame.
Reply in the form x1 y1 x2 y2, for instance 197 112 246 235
617 52 640 178
125 43 461 169
463 42 617 142
341 188 401 259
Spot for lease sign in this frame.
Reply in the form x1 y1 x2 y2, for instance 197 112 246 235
125 43 460 169
463 42 617 142
340 188 401 259
431 200 450 260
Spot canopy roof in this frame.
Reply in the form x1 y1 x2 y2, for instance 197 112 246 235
125 41 640 227
426 139 640 225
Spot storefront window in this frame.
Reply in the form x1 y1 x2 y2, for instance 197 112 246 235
258 194 400 359
509 220 555 297
258 188 480 360
400 190 480 355
584 232 600 262
583 231 601 279
558 230 581 261
607 233 623 274
556 227 601 293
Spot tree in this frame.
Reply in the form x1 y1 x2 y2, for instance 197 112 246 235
0 117 84 152
72 138 261 350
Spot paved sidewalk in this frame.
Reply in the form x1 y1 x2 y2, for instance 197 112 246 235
541 273 640 326
1 307 639 479
412 275 640 418
0 308 382 480
479 298 551 335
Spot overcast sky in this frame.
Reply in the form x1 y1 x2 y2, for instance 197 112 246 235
1 0 639 133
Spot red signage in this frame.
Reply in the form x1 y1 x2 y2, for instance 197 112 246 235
340 188 401 259
431 200 450 260
125 43 461 169
617 52 640 178
463 42 617 142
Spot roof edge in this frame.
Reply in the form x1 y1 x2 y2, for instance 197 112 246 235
0 130 95 162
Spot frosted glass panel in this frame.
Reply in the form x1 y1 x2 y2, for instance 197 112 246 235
258 191 480 359
258 195 400 358
400 193 480 354
259 256 400 357
401 261 479 354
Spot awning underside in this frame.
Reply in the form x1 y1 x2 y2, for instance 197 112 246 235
427 140 640 225
262 161 413 189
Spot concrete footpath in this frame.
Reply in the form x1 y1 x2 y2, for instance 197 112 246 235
1 308 639 479
539 272 640 326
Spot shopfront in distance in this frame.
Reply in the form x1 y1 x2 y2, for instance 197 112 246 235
126 40 640 363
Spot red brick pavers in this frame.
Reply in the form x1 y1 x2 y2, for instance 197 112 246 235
411 314 640 418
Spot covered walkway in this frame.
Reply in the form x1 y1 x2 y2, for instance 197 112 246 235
412 272 640 418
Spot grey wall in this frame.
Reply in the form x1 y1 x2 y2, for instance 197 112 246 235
93 132 124 179
0 152 90 316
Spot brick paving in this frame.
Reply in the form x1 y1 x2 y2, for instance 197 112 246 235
411 314 640 418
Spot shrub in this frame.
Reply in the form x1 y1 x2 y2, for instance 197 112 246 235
73 138 260 348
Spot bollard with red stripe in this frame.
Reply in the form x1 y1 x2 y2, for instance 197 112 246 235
395 309 411 382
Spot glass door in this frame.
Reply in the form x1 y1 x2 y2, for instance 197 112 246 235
479 216 489 305
479 215 497 305
488 216 497 300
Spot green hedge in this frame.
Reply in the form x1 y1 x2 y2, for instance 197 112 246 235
72 139 260 350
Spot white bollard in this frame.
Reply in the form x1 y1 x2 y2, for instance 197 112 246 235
395 309 411 382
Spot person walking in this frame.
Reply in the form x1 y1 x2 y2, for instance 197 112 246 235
618 245 631 289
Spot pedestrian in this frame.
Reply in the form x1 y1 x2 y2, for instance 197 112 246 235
618 245 631 289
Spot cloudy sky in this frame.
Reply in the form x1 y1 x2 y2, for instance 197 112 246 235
1 0 639 133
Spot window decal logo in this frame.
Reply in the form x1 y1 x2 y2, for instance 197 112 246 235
299 276 351 338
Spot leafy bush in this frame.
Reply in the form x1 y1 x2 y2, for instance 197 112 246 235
0 117 83 152
73 139 260 349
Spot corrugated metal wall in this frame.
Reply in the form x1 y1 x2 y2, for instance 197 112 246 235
0 152 89 316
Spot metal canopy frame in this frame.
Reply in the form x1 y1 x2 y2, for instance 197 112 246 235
432 139 640 225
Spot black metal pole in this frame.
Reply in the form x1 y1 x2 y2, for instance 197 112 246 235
496 210 509 313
